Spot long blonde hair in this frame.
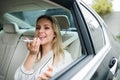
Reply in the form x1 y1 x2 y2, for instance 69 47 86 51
36 15 64 65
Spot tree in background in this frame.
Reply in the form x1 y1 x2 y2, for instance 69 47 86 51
92 0 112 16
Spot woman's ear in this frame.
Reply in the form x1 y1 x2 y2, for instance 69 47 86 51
53 32 56 38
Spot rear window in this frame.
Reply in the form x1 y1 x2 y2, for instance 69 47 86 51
9 8 74 29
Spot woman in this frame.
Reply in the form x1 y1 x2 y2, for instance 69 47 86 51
14 15 73 80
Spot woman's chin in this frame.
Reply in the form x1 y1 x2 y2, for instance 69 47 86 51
40 42 45 45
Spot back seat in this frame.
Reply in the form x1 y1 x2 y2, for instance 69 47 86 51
0 22 21 80
61 31 81 59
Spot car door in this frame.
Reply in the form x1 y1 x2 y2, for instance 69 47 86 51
50 0 120 80
78 1 120 80
77 1 111 80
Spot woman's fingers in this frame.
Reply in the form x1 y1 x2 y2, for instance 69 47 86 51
26 38 31 49
37 65 54 80
47 65 53 77
44 70 53 78
32 37 37 47
47 65 53 73
38 74 49 80
36 38 41 47
26 37 40 55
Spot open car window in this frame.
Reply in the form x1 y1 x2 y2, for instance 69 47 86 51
7 8 85 60
2 6 88 80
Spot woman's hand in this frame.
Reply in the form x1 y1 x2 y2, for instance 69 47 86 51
27 37 41 55
37 66 54 80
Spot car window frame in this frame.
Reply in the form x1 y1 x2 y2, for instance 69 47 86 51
79 2 106 54
50 0 111 79
71 0 111 80
50 0 95 80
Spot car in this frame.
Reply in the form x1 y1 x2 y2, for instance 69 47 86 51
0 0 120 80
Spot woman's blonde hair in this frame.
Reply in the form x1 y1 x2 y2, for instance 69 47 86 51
36 15 64 65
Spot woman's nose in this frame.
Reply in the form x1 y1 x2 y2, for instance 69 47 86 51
38 28 44 33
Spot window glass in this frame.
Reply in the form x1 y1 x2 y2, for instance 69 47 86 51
9 8 74 29
80 5 105 53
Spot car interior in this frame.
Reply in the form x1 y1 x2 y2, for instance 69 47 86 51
2 0 120 80
0 1 83 80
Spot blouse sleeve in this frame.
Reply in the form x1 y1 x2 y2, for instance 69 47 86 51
14 65 35 80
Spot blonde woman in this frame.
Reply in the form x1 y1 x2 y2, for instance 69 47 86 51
14 15 73 80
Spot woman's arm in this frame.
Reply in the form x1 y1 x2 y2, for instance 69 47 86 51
24 38 40 71
37 65 53 80
14 38 40 80
23 54 37 71
14 65 35 80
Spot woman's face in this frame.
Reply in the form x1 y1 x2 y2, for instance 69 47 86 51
35 18 55 46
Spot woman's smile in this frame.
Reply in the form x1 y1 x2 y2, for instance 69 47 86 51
39 36 46 41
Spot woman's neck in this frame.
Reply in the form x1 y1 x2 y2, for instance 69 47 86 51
41 44 52 57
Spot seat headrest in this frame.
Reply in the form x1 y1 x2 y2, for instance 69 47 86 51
23 29 35 36
53 15 70 30
3 22 19 33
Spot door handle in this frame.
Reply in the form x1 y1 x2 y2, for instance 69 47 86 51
109 57 118 75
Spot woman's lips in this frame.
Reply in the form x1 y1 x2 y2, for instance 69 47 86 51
39 37 46 41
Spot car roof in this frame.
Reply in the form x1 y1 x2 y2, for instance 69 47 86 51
0 0 74 15
0 0 75 29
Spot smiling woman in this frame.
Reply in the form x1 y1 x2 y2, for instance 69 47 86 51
14 14 74 80
1 2 82 79
0 1 82 80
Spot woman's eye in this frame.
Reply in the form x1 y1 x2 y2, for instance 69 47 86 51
36 27 41 30
45 26 50 29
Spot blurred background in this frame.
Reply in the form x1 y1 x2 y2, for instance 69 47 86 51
83 0 120 40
